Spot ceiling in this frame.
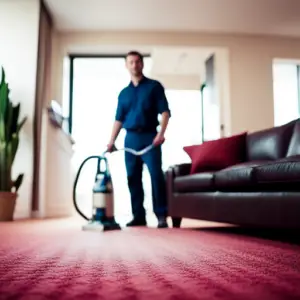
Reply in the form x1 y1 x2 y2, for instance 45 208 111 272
45 0 300 37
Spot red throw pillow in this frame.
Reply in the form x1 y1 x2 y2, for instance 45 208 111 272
183 132 247 174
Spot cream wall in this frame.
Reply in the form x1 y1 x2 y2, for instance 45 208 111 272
51 31 300 136
39 109 74 218
0 0 40 219
152 74 201 90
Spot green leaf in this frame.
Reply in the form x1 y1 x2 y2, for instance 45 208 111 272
0 66 26 192
9 135 19 166
11 103 20 134
13 174 24 192
0 69 8 142
17 116 27 133
0 67 5 86
0 147 10 191
5 102 13 142
0 120 5 143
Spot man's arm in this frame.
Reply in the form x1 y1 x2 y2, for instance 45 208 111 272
158 111 170 136
109 120 123 145
108 95 124 149
153 83 171 145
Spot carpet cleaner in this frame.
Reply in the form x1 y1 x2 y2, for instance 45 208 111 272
73 144 155 232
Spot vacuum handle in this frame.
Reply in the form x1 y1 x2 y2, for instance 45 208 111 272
96 156 109 175
102 144 117 156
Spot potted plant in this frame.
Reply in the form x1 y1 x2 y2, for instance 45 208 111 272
0 67 27 221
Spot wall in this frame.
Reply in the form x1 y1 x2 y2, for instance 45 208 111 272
39 109 74 218
0 0 40 219
228 45 274 134
152 74 201 90
51 31 300 136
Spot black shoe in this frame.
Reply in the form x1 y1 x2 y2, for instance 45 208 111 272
157 217 168 228
126 218 147 227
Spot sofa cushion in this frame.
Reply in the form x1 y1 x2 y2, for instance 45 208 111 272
214 161 270 191
174 172 214 193
287 121 300 156
246 119 297 161
254 156 300 189
183 132 247 174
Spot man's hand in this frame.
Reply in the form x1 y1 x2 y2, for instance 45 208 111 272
153 111 169 146
106 142 115 153
106 121 123 153
153 132 165 146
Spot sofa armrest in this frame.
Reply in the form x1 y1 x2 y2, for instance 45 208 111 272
173 163 191 177
166 163 191 213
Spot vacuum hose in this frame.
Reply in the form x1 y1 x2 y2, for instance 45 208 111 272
73 144 155 221
73 155 102 221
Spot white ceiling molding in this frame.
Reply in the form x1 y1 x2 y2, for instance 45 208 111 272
45 0 300 37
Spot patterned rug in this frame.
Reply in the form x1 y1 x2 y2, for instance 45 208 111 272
0 218 300 300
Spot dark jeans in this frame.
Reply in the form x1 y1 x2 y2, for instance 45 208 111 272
124 131 167 219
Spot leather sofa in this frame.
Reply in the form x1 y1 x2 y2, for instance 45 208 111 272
166 118 300 229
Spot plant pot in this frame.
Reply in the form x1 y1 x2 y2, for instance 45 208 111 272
0 192 17 221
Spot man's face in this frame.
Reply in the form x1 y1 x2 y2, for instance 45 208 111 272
126 55 143 76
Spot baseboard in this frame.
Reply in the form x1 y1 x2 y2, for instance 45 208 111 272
31 210 43 219
13 210 31 220
45 205 73 219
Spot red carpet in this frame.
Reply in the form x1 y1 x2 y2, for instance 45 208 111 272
0 218 300 300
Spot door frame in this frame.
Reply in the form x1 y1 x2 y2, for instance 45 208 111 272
200 83 206 143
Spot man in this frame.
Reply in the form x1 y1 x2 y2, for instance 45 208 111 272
107 51 171 228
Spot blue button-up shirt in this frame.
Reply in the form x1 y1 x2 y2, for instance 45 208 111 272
115 76 171 132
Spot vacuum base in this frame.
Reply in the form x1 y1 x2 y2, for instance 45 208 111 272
82 220 121 232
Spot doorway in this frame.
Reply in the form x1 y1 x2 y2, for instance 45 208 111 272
69 55 153 223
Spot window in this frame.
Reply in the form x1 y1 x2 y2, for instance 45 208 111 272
201 83 220 141
162 89 202 170
273 62 300 126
